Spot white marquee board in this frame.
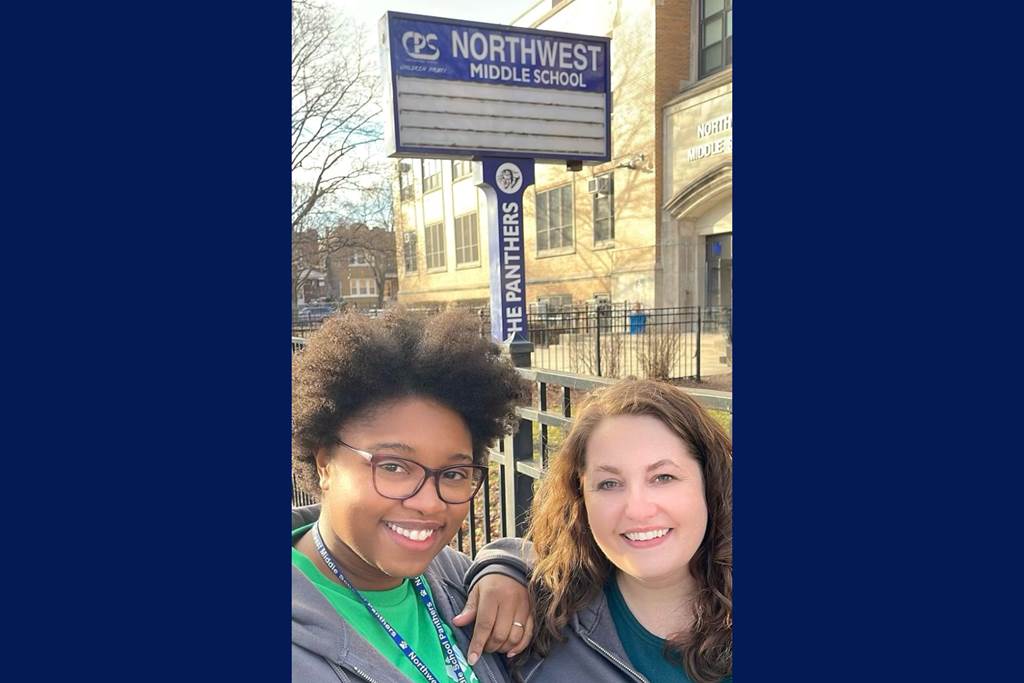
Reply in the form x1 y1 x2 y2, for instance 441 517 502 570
379 12 611 163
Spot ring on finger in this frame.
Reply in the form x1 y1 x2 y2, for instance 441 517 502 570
511 621 525 629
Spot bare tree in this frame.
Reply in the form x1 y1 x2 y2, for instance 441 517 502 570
342 179 399 308
292 0 382 308
340 228 397 309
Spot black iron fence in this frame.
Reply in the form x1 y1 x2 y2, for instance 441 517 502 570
293 303 732 381
290 335 732 558
521 303 731 381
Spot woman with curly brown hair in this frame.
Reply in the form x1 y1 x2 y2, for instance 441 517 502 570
291 308 534 683
477 378 732 683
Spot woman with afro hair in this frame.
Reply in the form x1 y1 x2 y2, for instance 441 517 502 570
292 308 534 683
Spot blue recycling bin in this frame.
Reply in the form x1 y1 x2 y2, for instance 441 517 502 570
628 311 647 334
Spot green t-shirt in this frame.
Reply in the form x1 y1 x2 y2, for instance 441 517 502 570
292 523 478 683
605 578 732 683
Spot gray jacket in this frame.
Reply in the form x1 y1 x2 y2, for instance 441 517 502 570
291 505 522 683
469 538 654 683
513 592 653 683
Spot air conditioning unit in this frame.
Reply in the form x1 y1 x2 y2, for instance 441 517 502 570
587 176 611 195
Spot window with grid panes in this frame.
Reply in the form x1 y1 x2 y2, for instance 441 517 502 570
454 212 479 265
422 159 442 193
403 232 417 273
699 0 732 78
593 174 614 243
452 159 473 180
349 278 377 296
424 222 446 269
536 185 574 252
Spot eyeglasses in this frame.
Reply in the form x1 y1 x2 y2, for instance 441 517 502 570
334 438 487 504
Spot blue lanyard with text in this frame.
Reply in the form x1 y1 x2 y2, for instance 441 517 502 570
312 524 469 683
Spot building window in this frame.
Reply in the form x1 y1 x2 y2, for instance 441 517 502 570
424 221 446 270
454 212 480 265
403 232 417 273
699 0 732 78
349 278 377 297
452 159 473 180
349 251 368 266
533 294 572 314
592 174 614 244
399 162 415 201
536 185 574 252
422 159 442 193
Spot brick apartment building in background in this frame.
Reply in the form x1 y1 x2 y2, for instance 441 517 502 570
294 225 400 309
392 0 732 314
326 234 400 310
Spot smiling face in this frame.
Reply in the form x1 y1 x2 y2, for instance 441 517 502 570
581 414 708 587
315 395 474 588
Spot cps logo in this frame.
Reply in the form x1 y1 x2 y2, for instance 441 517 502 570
402 31 440 61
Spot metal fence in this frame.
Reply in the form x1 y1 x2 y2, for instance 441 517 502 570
293 303 732 381
290 335 732 558
523 303 731 381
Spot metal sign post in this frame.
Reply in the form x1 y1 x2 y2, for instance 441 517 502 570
476 158 535 354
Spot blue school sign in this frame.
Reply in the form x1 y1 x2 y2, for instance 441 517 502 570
380 12 611 346
386 15 608 92
380 12 611 162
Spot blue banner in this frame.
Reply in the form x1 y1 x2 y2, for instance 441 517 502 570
479 158 535 343
386 14 608 93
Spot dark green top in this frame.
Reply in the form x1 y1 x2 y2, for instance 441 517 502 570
604 578 733 683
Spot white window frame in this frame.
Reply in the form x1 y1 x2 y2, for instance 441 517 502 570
592 174 614 244
454 212 480 266
536 184 574 253
424 221 446 270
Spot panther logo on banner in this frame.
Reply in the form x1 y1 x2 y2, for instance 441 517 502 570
495 163 523 194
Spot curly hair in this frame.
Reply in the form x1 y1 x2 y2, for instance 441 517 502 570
526 378 732 683
292 308 530 499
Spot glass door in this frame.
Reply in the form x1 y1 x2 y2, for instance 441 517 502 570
705 232 732 308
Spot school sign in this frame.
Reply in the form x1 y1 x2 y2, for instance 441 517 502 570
379 12 611 342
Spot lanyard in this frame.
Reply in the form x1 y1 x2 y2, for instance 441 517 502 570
312 524 469 683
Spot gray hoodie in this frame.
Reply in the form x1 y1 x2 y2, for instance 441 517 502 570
291 505 523 683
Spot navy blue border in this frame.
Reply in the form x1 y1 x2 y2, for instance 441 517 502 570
5 1 290 678
739 2 1022 679
9 1 1019 680
382 11 611 163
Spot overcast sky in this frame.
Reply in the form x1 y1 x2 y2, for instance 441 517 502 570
330 0 538 33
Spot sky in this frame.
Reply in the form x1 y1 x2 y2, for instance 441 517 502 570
305 1 542 207
330 0 539 30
